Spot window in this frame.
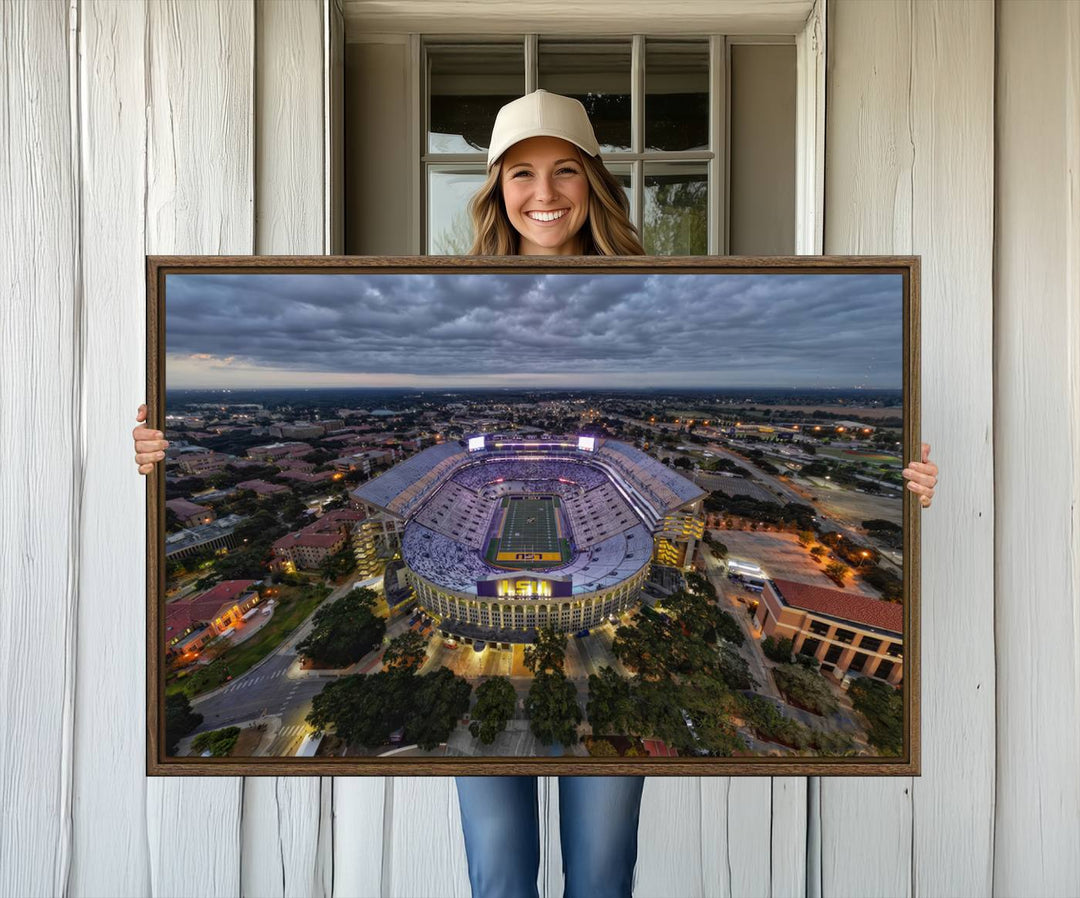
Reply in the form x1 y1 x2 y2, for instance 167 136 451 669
808 620 830 636
886 642 903 658
835 627 856 644
421 36 795 256
875 660 895 681
824 643 843 664
859 636 882 653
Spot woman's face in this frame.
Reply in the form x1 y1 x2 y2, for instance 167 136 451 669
499 136 590 255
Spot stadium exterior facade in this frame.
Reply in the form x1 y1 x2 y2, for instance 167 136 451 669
350 435 705 644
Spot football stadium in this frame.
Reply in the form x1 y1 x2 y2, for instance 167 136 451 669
351 435 706 645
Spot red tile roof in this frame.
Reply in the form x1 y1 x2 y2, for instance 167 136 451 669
272 531 344 550
165 498 211 517
236 479 290 494
164 580 258 638
642 739 679 757
770 578 903 634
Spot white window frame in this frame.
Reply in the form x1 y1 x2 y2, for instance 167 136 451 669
399 0 825 256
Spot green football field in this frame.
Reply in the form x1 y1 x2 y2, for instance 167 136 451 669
486 496 570 567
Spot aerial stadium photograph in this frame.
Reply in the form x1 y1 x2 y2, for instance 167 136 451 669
151 261 915 772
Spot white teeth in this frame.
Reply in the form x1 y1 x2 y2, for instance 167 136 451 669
527 209 567 222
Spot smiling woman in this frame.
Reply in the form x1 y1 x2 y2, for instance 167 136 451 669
466 90 644 257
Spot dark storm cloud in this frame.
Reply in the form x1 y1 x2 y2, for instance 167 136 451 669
166 272 902 388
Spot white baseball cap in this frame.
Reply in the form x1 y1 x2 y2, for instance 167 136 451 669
486 90 601 169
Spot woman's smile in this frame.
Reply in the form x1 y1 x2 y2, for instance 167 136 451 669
525 208 569 222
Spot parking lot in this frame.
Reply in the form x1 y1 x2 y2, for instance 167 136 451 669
418 624 628 683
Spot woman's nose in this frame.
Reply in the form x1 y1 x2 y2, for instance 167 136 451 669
533 174 558 201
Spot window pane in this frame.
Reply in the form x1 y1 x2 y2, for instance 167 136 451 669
428 44 524 154
645 40 709 152
538 41 632 153
427 167 487 254
643 163 707 255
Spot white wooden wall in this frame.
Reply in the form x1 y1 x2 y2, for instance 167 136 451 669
1 1 1077 896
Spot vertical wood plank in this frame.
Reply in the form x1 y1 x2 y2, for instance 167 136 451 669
637 777 706 898
71 1 152 894
822 3 915 893
699 778 779 898
242 2 328 897
254 0 325 256
994 1 1080 893
384 777 471 898
908 2 995 895
825 2 997 896
326 0 345 254
144 2 254 893
770 777 808 897
332 778 386 898
0 1 78 895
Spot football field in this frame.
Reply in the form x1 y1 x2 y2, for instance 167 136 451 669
486 496 570 566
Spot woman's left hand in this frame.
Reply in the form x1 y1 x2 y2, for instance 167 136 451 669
903 442 938 508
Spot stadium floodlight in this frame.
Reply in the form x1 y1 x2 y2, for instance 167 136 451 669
468 435 486 452
577 435 596 452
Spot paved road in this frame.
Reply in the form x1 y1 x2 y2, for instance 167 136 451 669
701 551 781 702
187 578 418 753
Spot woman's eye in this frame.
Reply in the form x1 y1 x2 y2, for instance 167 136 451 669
511 170 532 178
558 167 580 175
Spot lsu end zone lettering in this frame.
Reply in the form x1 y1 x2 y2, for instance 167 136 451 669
496 550 563 563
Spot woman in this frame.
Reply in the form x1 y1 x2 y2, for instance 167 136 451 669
132 91 939 898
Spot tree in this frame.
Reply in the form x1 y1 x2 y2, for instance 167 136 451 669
297 587 385 668
587 737 619 757
713 609 745 647
406 667 473 750
715 642 758 691
307 670 411 747
191 726 241 757
469 676 518 745
525 670 582 746
642 177 707 255
632 676 699 752
772 663 839 716
165 692 203 755
679 667 744 756
849 678 903 755
611 617 668 680
586 666 636 735
522 626 567 675
824 561 849 586
685 572 716 600
761 635 794 663
383 630 428 673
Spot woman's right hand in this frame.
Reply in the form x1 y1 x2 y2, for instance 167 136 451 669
133 403 169 475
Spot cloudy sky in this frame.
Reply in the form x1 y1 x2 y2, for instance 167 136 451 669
165 272 903 390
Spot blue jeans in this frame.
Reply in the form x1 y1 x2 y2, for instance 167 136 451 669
454 775 646 898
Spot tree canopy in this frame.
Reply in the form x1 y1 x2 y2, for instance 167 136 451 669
296 587 385 668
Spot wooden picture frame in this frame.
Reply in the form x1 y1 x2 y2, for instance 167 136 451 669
147 255 920 776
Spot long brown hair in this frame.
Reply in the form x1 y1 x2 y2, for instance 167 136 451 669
467 150 645 256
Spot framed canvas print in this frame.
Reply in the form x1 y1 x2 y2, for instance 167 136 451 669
146 255 920 776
